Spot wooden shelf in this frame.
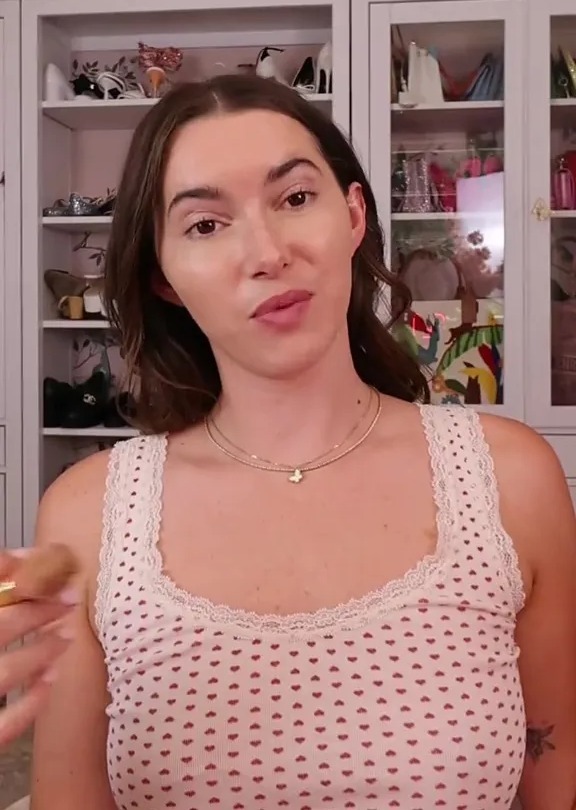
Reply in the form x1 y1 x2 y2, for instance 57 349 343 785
43 427 138 438
42 216 113 233
42 93 332 131
391 100 504 134
43 319 112 329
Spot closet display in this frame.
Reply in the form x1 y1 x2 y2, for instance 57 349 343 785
0 0 22 549
352 0 576 504
20 0 348 544
16 0 576 543
527 2 576 424
353 0 523 415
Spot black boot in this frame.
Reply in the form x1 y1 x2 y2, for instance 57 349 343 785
103 392 137 428
43 377 75 428
60 370 110 429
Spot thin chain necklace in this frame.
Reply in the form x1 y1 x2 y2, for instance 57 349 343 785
209 387 375 470
204 391 382 483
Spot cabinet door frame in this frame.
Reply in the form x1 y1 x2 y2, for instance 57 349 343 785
0 0 22 548
352 0 526 420
525 0 576 430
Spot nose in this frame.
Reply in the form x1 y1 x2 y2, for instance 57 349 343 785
244 213 289 279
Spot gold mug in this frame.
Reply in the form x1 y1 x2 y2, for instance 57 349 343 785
58 295 84 320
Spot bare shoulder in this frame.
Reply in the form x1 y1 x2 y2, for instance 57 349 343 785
35 447 111 571
478 413 576 590
478 413 567 498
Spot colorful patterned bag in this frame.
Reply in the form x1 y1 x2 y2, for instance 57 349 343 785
393 266 504 406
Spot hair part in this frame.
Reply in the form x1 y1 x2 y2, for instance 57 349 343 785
104 74 429 434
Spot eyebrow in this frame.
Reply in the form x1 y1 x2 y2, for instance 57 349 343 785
167 156 321 215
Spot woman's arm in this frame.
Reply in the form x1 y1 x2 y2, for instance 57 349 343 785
30 452 117 810
483 416 576 810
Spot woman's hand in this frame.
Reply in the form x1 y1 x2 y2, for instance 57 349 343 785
0 547 79 747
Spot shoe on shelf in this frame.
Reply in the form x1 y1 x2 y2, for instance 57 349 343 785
96 70 126 100
103 392 137 428
44 63 75 102
43 378 75 428
71 73 105 100
292 56 316 94
59 370 110 429
44 269 88 319
316 42 333 94
255 47 287 83
42 192 101 217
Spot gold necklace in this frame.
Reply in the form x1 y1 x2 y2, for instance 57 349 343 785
204 393 382 483
209 387 375 471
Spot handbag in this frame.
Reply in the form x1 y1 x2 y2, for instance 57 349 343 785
393 257 504 405
398 41 444 106
390 25 407 103
464 53 504 101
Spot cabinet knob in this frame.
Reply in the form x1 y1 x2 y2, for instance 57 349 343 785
531 198 551 221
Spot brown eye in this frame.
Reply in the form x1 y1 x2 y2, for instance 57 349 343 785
195 219 216 235
286 191 309 208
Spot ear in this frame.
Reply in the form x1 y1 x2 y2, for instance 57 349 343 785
346 182 367 253
151 270 184 306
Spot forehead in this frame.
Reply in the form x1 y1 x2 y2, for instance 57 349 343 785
163 109 323 190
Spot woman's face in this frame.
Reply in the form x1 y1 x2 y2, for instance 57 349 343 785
158 109 366 379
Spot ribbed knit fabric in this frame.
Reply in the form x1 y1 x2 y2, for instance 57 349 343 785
95 405 526 810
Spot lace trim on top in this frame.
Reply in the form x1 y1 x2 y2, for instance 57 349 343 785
95 405 524 639
465 410 526 613
95 439 128 637
143 405 456 637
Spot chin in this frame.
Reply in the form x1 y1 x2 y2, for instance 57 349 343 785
246 331 343 381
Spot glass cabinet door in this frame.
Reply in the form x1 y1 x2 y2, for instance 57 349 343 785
369 0 524 416
527 1 576 428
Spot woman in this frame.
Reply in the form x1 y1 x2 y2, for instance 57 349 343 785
31 75 576 809
0 550 77 748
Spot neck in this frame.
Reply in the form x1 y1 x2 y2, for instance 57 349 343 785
211 344 370 465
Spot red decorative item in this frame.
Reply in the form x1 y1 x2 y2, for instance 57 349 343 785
483 154 503 175
552 156 576 210
429 161 456 212
137 42 183 97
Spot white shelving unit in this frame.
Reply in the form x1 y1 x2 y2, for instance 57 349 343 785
0 0 22 549
20 0 350 545
16 0 576 543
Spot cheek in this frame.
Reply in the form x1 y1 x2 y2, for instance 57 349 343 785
160 238 219 298
303 207 356 278
158 237 242 338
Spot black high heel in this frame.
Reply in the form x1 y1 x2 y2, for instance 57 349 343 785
292 56 316 93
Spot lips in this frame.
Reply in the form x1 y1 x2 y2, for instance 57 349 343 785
252 290 312 319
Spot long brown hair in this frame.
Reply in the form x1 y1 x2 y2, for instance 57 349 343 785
104 74 428 433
